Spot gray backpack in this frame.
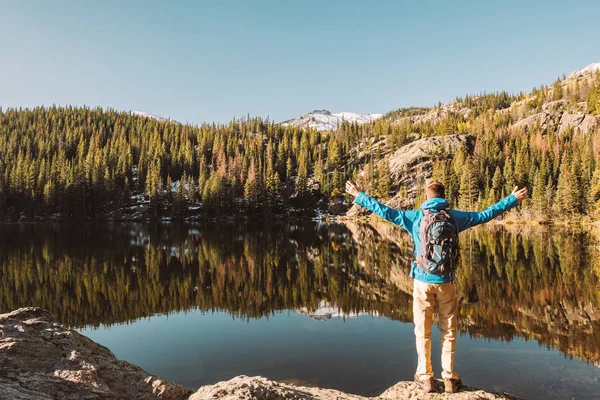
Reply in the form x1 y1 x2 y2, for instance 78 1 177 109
416 209 459 277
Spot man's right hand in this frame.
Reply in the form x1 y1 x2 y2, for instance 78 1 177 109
512 186 528 203
345 181 360 198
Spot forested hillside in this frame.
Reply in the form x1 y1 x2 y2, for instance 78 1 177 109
1 66 600 220
0 107 360 219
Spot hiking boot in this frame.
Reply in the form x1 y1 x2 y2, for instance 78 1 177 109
444 377 463 393
414 374 435 393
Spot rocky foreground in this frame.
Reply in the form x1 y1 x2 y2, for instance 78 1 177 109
0 308 520 400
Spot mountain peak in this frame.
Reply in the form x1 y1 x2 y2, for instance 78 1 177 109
281 110 382 131
568 63 600 78
132 111 167 121
308 109 332 116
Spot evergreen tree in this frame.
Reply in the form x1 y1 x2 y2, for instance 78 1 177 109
553 155 580 215
530 167 545 215
487 166 503 205
459 159 478 211
413 179 425 209
244 161 259 204
587 160 600 216
377 160 392 198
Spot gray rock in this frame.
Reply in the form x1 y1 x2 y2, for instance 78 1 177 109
559 112 599 134
393 103 472 126
189 375 520 400
511 99 598 135
0 308 192 400
512 113 542 132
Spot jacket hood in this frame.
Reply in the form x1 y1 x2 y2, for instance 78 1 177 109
419 197 450 210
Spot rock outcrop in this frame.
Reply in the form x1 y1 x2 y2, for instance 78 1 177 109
0 308 192 400
0 307 520 400
511 99 599 135
190 375 519 400
386 63 600 137
347 134 475 217
392 102 472 126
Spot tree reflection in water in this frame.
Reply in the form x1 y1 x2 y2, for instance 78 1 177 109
0 222 598 364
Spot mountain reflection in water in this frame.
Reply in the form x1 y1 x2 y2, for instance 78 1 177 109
297 300 376 321
0 221 599 366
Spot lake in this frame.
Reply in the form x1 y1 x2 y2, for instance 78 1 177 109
0 221 599 399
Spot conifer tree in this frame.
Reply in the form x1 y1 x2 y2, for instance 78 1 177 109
587 160 600 216
377 160 392 198
487 166 503 205
459 159 478 211
244 161 259 204
531 167 546 215
551 79 563 101
413 179 425 209
553 155 579 215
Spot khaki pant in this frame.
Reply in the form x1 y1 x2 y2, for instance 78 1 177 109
413 279 460 380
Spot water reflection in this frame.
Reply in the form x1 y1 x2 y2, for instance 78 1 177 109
345 221 600 365
0 221 598 366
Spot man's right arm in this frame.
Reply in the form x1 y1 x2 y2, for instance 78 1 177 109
354 191 415 232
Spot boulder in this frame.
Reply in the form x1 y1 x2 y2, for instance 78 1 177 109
189 375 520 400
189 375 365 400
559 112 599 134
511 113 542 132
0 308 192 400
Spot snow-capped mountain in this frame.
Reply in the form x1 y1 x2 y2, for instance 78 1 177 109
132 111 168 121
296 301 376 321
281 110 383 131
568 63 600 79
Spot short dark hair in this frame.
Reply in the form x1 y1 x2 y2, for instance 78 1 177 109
425 180 445 199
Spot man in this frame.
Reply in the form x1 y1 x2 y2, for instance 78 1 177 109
345 179 527 394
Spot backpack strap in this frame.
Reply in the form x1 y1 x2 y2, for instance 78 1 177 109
416 209 433 271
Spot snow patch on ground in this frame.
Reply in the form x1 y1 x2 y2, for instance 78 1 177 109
169 180 194 194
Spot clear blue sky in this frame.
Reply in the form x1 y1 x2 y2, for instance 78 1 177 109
1 0 598 124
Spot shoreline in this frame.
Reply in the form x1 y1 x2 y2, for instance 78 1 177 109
0 307 521 400
1 213 599 226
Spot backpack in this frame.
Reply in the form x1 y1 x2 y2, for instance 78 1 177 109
416 209 459 277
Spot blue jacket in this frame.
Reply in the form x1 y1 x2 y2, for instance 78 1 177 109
354 192 519 283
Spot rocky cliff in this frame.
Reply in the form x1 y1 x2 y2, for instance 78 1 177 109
346 134 475 216
388 63 600 136
511 99 599 135
0 308 519 400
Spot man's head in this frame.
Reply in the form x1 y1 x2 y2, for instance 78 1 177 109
425 180 445 200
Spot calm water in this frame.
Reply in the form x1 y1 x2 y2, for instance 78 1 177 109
1 222 599 399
